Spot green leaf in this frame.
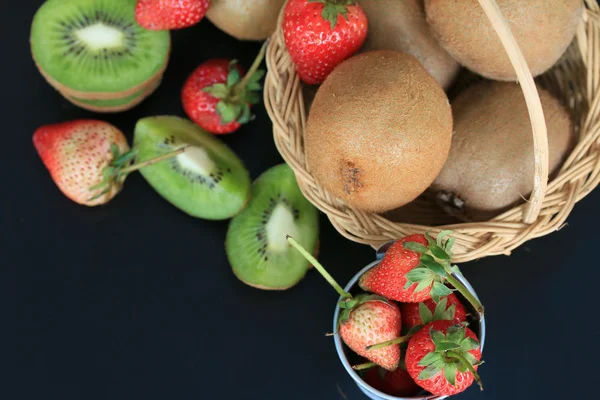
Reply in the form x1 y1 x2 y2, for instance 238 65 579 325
236 106 253 124
445 237 456 253
247 69 265 84
431 282 453 301
103 167 116 180
425 232 436 247
441 303 456 321
436 230 453 247
406 324 424 337
419 302 433 324
112 150 137 166
450 265 461 275
417 359 445 380
463 352 480 368
88 187 110 202
435 341 461 352
405 267 436 283
227 68 241 87
420 254 446 276
110 143 120 159
203 83 230 99
429 242 451 260
216 101 237 123
444 363 457 386
431 329 446 344
403 241 428 253
414 279 433 294
339 298 358 309
245 91 261 105
432 297 449 320
418 352 441 367
445 325 466 344
319 2 349 30
460 337 481 352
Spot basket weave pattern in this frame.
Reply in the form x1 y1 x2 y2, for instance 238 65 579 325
264 0 600 262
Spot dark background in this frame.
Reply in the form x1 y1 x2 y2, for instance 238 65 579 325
2 1 598 399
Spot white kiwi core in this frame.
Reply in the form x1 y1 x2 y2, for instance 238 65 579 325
75 23 125 51
176 146 216 176
266 204 299 253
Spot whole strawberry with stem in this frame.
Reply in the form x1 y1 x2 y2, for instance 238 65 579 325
34 120 188 206
283 0 368 84
360 232 484 316
287 236 402 371
401 293 468 334
182 42 267 135
362 364 422 397
405 320 483 396
136 0 211 30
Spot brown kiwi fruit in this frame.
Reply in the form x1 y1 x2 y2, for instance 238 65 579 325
424 0 583 81
360 0 460 90
431 80 574 221
206 0 286 41
305 50 453 213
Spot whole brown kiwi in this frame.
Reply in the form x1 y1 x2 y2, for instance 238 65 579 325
424 0 583 81
206 0 286 41
360 0 460 90
305 50 453 213
431 81 574 221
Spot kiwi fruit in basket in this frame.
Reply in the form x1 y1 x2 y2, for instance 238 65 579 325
431 81 574 222
360 0 459 90
305 50 453 213
30 0 170 112
133 116 251 220
226 164 319 290
206 0 287 41
424 0 583 81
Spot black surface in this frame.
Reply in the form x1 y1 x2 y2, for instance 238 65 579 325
3 1 599 399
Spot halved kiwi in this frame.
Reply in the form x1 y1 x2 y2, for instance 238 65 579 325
30 0 170 94
226 164 319 290
133 116 251 220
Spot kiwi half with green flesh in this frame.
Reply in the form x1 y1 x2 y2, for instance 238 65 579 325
133 116 251 220
226 164 319 290
30 0 170 95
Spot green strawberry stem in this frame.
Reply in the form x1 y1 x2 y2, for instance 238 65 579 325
286 235 352 299
365 333 413 351
118 146 190 175
444 270 484 316
446 350 484 390
232 40 269 101
352 362 376 371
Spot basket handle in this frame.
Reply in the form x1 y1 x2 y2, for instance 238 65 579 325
476 0 549 223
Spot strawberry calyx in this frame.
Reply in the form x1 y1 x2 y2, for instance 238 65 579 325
418 323 483 390
406 297 458 336
88 144 190 201
308 0 356 29
403 231 485 315
338 294 391 330
202 41 268 125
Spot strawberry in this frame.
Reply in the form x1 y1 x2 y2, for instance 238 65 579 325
33 120 133 206
401 293 468 333
135 0 210 30
181 43 266 135
405 320 483 396
359 232 485 316
282 0 368 84
363 365 421 397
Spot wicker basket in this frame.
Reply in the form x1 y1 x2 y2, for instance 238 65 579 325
264 0 600 263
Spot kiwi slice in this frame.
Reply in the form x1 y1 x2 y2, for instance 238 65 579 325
226 164 319 290
30 0 170 94
133 116 251 220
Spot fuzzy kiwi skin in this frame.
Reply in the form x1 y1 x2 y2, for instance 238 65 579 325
431 81 574 221
206 0 286 41
424 0 583 81
305 50 453 213
359 0 459 90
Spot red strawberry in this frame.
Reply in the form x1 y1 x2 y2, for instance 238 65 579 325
360 233 485 317
283 0 368 84
33 120 133 206
363 366 421 397
135 0 210 30
359 234 434 303
401 293 468 332
405 320 483 396
182 43 266 134
338 294 402 371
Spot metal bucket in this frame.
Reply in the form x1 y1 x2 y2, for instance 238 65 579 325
332 245 486 400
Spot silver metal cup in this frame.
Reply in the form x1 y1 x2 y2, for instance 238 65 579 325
332 245 486 400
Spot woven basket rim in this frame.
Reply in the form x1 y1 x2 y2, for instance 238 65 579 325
264 0 600 262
